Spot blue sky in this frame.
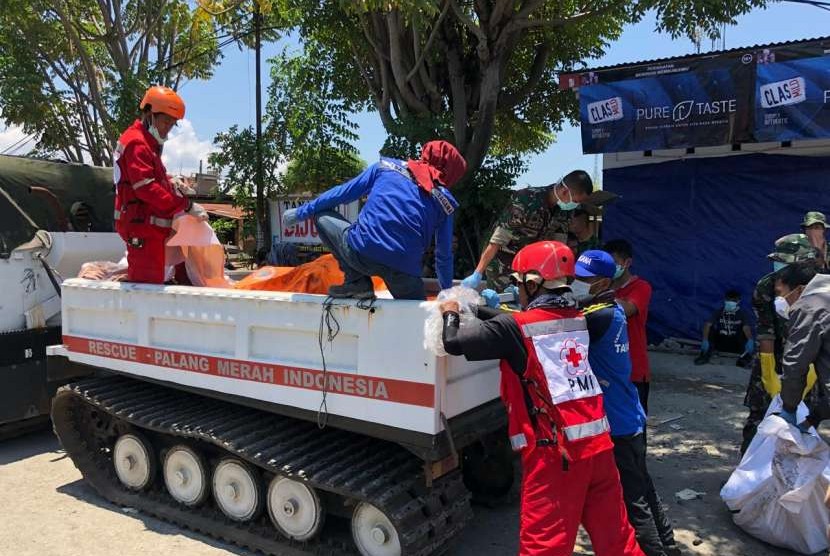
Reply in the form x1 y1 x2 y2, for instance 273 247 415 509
3 3 830 183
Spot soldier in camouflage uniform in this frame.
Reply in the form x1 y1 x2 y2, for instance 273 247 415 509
461 170 594 291
741 233 818 454
802 211 828 273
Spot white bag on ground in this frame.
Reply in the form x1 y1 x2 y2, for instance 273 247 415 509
421 286 484 356
720 396 830 554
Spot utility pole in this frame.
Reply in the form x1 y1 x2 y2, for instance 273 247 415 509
254 3 266 250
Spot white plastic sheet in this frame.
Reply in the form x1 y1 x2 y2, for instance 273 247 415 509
421 286 483 357
721 396 830 554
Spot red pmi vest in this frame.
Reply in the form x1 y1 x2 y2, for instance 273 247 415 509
500 306 613 462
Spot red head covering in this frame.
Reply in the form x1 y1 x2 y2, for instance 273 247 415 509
407 140 467 192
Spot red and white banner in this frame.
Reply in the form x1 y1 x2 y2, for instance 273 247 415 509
64 335 434 408
269 197 359 246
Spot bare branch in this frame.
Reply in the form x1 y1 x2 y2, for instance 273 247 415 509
512 3 619 30
350 41 394 131
359 12 391 63
50 1 117 146
500 42 550 108
449 0 489 60
441 27 468 149
514 0 545 21
489 0 516 31
386 10 430 114
406 0 450 82
130 5 169 64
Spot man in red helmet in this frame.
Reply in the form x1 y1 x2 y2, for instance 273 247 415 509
113 85 206 283
440 241 643 556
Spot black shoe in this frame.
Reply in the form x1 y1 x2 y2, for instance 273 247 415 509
694 351 711 366
736 353 752 368
328 281 375 299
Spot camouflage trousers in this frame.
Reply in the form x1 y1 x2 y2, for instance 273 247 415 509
741 355 771 455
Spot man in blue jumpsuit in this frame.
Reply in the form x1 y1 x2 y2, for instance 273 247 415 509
573 250 681 556
282 141 466 300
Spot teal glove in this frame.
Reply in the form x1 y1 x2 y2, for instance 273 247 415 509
462 271 482 289
503 285 519 302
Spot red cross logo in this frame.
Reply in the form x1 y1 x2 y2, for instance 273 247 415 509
566 347 583 368
560 339 588 376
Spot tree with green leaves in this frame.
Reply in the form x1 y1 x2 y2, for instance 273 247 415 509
283 0 768 176
209 44 365 243
0 0 226 165
261 0 768 268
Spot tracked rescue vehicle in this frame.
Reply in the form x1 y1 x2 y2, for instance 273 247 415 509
50 279 509 555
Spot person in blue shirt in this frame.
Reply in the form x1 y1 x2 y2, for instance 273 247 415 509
574 250 681 556
282 141 466 300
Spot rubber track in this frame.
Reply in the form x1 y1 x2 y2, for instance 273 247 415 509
52 375 472 556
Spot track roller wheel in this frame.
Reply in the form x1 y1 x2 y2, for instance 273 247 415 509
163 445 209 506
267 476 325 541
113 433 155 491
351 502 401 556
212 458 262 522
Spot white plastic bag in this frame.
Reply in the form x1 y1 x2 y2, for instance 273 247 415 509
720 396 830 554
421 286 483 356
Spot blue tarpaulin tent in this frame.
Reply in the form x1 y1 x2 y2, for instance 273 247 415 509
602 153 830 343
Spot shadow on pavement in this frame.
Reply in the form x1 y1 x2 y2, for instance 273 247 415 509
55 479 254 556
0 429 60 466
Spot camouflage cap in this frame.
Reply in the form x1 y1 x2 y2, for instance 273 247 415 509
767 233 817 263
802 211 827 228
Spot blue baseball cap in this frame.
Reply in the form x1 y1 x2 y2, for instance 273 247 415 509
575 250 616 278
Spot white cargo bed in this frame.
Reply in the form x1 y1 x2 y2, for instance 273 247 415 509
55 279 500 442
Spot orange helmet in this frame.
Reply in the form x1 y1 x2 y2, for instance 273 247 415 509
512 241 575 286
140 86 185 120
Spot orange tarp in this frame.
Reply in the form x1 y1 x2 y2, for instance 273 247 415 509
233 254 387 294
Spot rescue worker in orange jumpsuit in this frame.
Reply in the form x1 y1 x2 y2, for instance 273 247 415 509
440 241 643 556
113 85 206 283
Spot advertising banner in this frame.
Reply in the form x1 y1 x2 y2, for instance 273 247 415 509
269 196 359 246
579 56 755 153
754 54 830 142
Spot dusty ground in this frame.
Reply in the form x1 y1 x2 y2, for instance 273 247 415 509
0 353 821 556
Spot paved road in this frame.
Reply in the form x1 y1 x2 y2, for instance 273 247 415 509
0 353 815 555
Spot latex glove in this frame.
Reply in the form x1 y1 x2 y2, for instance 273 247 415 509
283 208 299 228
778 410 811 432
503 285 519 302
481 289 499 309
778 410 798 427
461 271 482 289
701 339 710 353
187 202 209 221
744 338 755 354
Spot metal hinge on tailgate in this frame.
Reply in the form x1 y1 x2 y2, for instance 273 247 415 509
426 413 460 486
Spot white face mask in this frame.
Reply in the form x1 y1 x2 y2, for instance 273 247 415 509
774 296 790 319
148 124 167 145
570 279 592 298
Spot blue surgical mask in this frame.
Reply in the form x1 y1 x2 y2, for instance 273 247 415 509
773 261 788 272
613 264 625 280
724 301 739 312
